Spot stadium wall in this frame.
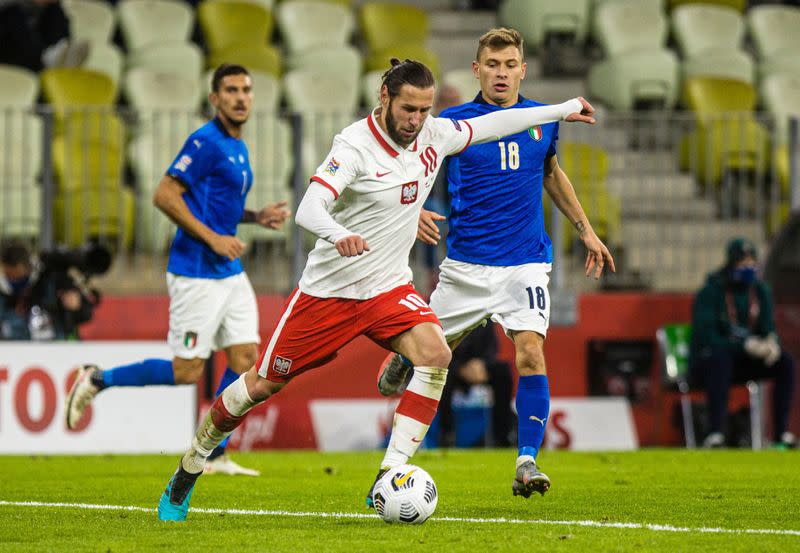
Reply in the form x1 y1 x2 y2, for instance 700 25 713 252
76 293 800 448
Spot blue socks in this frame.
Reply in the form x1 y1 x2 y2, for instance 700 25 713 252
516 374 550 460
102 358 175 388
208 367 240 460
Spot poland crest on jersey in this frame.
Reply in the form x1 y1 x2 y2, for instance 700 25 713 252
401 181 419 204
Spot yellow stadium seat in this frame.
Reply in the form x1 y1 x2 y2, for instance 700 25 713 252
54 186 135 248
359 2 428 54
775 144 789 197
207 43 282 78
52 136 124 192
679 77 770 186
555 142 621 248
366 44 440 78
198 0 273 54
41 68 116 107
669 0 746 12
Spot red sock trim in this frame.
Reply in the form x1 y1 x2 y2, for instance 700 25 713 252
210 395 246 432
396 390 439 425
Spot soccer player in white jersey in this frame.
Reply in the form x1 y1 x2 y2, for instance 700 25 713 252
377 29 616 499
156 58 596 521
64 64 291 476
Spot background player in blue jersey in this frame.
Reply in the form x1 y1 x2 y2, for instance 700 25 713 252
377 28 615 498
65 64 291 476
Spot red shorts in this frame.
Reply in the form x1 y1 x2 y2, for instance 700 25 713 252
256 283 440 382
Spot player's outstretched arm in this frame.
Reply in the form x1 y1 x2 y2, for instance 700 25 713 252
296 183 369 257
466 97 595 147
153 175 245 261
542 156 615 280
243 201 292 229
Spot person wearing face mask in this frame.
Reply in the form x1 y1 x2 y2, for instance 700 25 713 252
0 242 37 339
689 238 796 448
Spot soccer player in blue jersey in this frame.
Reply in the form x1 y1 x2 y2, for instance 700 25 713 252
377 28 616 498
64 64 291 476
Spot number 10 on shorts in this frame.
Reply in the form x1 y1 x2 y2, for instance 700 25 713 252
399 293 430 312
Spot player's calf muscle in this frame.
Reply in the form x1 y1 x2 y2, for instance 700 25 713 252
172 358 205 384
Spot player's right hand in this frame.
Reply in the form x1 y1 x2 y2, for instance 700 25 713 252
417 209 446 245
212 235 246 260
335 235 370 257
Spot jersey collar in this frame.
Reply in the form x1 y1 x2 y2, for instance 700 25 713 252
473 92 527 107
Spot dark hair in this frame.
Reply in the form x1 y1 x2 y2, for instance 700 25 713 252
211 63 250 92
1 243 31 266
381 58 435 98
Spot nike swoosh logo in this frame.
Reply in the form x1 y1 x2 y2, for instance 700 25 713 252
529 416 547 426
393 468 417 487
411 437 422 443
376 171 391 178
419 311 434 315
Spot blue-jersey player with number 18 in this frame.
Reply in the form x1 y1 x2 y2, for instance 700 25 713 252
64 64 291 476
376 28 616 498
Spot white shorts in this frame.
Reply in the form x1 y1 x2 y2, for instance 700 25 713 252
428 258 552 340
166 272 260 359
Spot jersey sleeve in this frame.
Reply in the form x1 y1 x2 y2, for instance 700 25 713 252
547 121 559 159
432 116 474 157
166 135 221 188
309 136 363 199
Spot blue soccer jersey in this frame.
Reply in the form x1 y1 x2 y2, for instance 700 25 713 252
441 94 558 266
165 118 253 278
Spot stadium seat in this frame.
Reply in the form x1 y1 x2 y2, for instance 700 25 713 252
52 136 125 191
54 186 135 248
287 45 362 85
125 68 203 137
238 115 294 243
205 69 281 114
671 4 743 58
0 186 42 240
0 113 43 178
499 0 591 51
757 51 800 83
198 0 273 54
41 67 116 106
682 48 754 85
587 48 679 110
127 41 204 80
760 74 800 146
668 0 745 13
366 44 441 78
359 2 428 54
62 0 116 44
657 323 765 449
360 69 384 107
0 65 39 106
747 5 800 62
276 0 355 55
593 0 668 56
117 0 195 53
207 43 282 78
82 42 124 86
555 142 621 248
679 77 771 186
443 69 480 105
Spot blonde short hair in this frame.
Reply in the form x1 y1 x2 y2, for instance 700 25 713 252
476 27 524 62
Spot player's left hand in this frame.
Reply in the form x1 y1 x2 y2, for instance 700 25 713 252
256 201 291 229
564 97 596 125
417 209 446 245
583 232 616 280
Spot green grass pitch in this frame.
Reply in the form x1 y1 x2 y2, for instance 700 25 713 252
1 449 799 552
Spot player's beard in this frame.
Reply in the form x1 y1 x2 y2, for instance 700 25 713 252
223 104 249 127
385 99 419 147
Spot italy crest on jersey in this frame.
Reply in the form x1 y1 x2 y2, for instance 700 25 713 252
528 126 543 141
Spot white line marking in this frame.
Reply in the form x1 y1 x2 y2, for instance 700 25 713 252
1 500 799 536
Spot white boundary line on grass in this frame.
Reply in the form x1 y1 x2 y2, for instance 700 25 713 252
1 500 799 537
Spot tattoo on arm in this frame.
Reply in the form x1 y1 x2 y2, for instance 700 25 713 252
575 220 587 237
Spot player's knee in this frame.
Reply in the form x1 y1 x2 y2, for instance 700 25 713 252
231 347 258 374
248 375 284 402
172 357 206 384
515 342 546 376
416 345 452 369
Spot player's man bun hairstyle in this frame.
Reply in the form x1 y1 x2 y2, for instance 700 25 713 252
211 63 250 92
381 58 435 98
476 27 524 61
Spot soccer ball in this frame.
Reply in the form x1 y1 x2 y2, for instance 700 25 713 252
371 464 438 524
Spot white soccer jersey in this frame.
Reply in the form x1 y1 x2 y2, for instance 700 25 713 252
298 109 473 299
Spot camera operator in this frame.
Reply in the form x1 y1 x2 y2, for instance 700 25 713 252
0 242 102 340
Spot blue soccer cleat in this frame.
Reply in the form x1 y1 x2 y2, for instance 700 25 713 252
158 463 201 521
